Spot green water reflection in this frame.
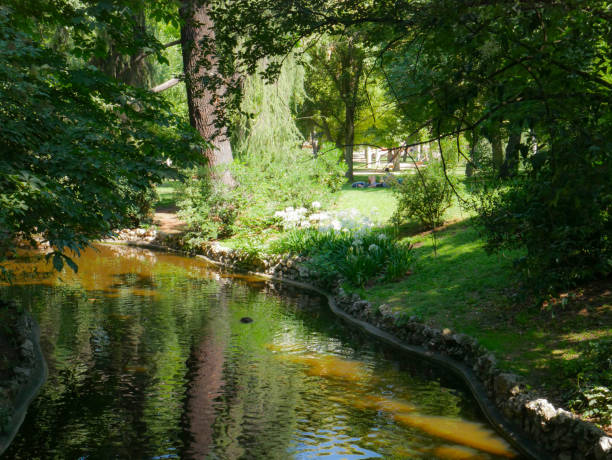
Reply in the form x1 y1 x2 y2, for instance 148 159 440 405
1 245 520 459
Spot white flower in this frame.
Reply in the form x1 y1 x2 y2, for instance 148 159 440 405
353 239 363 247
300 221 311 228
368 244 379 252
311 201 321 209
377 233 387 241
331 219 342 231
286 206 294 212
296 207 307 214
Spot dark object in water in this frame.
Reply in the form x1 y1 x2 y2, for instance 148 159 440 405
240 317 253 323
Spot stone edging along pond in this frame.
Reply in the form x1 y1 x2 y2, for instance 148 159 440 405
0 305 48 457
113 238 612 460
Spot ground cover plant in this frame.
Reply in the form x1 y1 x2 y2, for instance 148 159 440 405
271 227 413 289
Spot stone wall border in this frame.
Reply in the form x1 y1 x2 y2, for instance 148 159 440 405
106 239 612 460
0 309 48 456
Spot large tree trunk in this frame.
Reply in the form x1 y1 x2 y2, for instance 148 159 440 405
180 0 234 186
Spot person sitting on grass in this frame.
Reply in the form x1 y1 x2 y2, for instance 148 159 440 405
368 175 385 188
382 168 402 186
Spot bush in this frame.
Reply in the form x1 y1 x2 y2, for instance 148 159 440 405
391 162 455 230
178 170 238 245
179 148 346 242
560 339 612 427
270 228 414 289
477 126 611 294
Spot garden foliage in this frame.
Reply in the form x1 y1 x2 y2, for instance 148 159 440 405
392 164 455 230
179 147 346 244
0 6 201 271
271 229 413 289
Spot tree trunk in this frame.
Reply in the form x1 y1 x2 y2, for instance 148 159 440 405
180 0 234 186
310 130 319 158
344 104 355 182
465 132 478 177
392 148 401 171
489 122 503 173
500 130 521 178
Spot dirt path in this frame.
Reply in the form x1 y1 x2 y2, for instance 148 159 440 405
154 206 186 234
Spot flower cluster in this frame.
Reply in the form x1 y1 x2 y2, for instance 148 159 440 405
274 202 376 233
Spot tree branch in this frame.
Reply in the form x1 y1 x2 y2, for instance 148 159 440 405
151 76 183 93
134 39 182 64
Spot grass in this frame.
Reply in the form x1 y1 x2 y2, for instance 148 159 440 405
356 218 611 423
331 183 397 223
155 180 181 209
331 178 471 231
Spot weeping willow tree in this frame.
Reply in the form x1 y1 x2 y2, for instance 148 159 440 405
233 56 305 158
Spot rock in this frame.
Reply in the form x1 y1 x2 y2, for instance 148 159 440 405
378 303 393 318
20 339 34 360
525 398 558 433
594 436 612 460
493 373 522 397
13 366 31 380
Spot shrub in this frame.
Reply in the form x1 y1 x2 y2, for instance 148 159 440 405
178 170 238 245
270 228 413 289
562 339 612 427
476 126 611 294
179 148 346 242
391 162 455 230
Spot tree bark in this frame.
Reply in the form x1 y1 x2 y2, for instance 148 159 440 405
391 148 400 171
344 104 355 182
500 130 521 178
151 77 182 93
489 122 504 173
180 0 235 186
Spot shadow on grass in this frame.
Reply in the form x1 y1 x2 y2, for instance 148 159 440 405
361 219 612 409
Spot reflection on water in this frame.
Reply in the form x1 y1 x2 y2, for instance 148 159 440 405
1 245 520 459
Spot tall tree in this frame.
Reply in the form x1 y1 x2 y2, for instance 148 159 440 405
299 36 367 181
179 0 234 186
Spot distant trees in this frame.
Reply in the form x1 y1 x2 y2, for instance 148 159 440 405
210 0 612 293
297 36 367 181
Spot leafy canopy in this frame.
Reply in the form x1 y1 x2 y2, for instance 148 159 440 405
0 5 203 271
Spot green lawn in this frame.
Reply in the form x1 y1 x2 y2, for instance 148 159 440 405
331 178 471 229
357 219 611 408
331 183 397 223
155 180 181 209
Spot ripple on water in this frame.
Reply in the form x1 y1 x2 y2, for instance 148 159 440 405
1 245 520 459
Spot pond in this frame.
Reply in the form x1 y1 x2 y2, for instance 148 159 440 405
1 245 520 459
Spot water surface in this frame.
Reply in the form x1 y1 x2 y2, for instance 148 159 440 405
1 245 520 459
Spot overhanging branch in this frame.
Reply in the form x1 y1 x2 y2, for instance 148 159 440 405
151 76 183 93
